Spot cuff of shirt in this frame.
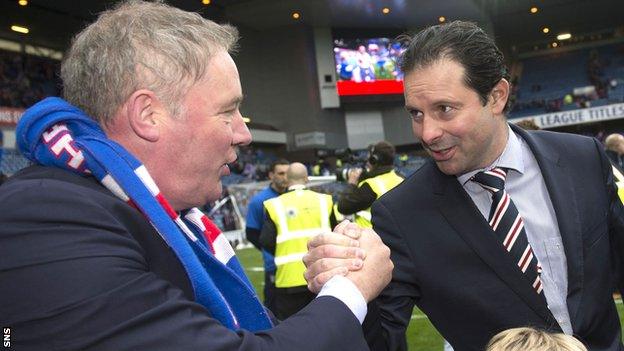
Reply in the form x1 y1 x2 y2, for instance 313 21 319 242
317 275 367 324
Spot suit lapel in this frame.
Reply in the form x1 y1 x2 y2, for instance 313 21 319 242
432 169 558 326
512 125 584 325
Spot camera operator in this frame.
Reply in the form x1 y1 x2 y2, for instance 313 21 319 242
337 141 404 228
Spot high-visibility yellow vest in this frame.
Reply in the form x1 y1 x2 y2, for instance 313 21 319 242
264 188 332 288
611 165 624 203
355 170 403 228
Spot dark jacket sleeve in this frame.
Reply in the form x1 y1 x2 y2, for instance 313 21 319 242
259 216 278 255
368 199 421 351
0 168 368 351
600 141 624 294
337 182 377 215
329 205 339 229
245 227 262 250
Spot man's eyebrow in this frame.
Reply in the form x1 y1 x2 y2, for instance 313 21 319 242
224 95 244 108
405 99 461 110
433 99 461 106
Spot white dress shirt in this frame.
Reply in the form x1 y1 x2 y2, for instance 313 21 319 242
456 126 573 334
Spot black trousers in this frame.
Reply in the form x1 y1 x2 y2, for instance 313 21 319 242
264 270 277 315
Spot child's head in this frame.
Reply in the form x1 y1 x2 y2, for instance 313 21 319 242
486 327 587 351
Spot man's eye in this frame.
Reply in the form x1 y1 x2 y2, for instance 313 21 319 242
408 110 423 121
439 105 453 113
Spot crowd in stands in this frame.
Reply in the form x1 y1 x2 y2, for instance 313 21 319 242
509 43 624 118
0 50 61 108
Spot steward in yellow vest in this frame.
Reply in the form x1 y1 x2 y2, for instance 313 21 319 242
260 163 337 319
337 141 404 228
354 170 403 228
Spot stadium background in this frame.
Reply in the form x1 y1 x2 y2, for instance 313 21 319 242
0 0 623 348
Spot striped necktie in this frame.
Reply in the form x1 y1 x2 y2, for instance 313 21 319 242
472 167 545 299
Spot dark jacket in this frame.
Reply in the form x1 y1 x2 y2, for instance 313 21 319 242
0 165 369 351
372 125 624 351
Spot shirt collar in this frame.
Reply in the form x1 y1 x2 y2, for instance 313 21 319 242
457 125 525 185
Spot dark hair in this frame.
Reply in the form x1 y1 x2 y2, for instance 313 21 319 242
399 21 511 112
369 141 395 166
270 158 289 173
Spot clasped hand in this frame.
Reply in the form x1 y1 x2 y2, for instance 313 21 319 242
303 220 393 302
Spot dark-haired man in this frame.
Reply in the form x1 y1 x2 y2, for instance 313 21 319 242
245 158 289 313
368 21 624 350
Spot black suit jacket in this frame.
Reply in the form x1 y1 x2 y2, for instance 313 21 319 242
371 125 624 351
0 166 368 350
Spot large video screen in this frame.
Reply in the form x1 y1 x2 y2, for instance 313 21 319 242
334 38 405 96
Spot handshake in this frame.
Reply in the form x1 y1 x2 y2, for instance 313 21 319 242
303 221 394 302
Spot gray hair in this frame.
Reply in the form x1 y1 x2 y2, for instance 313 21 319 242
61 0 239 124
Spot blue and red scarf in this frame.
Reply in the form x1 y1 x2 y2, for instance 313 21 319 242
17 97 272 332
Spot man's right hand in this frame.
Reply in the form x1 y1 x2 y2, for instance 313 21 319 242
344 228 393 302
347 168 363 185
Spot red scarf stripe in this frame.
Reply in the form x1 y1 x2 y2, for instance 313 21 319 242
155 193 178 220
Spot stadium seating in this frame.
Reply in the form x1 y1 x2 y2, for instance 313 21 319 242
510 42 624 118
0 49 61 109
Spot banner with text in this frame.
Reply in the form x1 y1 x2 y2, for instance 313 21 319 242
0 107 24 127
511 103 624 129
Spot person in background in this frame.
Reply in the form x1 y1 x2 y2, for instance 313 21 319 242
486 327 587 351
0 2 393 349
604 133 624 172
603 134 624 203
244 158 289 314
337 141 404 228
514 119 540 131
260 162 337 319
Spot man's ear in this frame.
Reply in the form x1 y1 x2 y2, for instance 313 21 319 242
125 89 163 142
489 78 510 115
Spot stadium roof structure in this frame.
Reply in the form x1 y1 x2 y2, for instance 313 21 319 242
0 0 620 53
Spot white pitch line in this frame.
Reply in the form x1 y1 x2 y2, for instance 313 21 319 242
246 267 264 272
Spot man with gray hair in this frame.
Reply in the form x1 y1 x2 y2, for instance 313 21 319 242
604 133 624 171
0 1 392 350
